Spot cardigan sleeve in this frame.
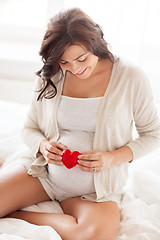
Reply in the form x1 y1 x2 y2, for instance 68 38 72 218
127 69 160 160
21 77 46 158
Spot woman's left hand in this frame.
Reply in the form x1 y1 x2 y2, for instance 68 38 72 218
78 150 115 173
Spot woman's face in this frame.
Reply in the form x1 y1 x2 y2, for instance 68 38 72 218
59 44 99 79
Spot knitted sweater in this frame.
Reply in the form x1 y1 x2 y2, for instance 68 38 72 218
21 57 160 204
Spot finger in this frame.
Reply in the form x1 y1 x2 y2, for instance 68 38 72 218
57 142 68 150
53 142 68 151
48 159 63 166
78 153 98 161
46 145 64 156
44 150 62 161
80 150 96 154
78 164 100 173
78 159 98 168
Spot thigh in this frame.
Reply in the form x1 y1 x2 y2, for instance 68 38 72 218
0 165 50 217
0 157 4 167
61 197 120 240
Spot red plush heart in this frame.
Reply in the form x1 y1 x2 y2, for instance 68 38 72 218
62 149 81 169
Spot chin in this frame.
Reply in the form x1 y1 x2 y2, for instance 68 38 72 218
77 69 92 79
77 74 90 79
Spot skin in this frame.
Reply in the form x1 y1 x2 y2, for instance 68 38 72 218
0 157 4 167
0 44 133 240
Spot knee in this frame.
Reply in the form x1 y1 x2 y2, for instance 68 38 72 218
89 227 118 240
76 222 118 240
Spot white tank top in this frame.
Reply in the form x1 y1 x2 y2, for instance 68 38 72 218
48 95 103 196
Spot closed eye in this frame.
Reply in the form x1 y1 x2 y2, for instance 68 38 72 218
60 59 86 64
60 61 68 65
77 57 87 62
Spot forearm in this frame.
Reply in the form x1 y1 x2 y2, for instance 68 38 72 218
78 146 133 172
111 146 133 166
126 132 160 160
21 127 46 158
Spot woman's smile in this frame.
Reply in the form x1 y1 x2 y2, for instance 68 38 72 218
76 67 87 76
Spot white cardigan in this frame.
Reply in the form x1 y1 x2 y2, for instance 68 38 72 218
21 57 160 205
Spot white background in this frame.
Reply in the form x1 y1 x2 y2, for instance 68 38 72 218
0 0 160 104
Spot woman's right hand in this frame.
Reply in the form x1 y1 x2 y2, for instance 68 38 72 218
39 140 68 166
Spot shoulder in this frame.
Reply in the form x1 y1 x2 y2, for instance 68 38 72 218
116 56 148 79
115 56 151 89
34 71 64 89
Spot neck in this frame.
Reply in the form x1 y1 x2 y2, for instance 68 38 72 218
87 58 113 81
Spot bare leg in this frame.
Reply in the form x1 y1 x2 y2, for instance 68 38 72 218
0 165 50 217
7 197 120 240
0 156 4 167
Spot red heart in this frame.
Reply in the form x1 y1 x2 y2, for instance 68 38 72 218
62 149 81 169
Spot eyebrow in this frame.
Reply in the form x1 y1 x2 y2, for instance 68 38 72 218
61 53 87 62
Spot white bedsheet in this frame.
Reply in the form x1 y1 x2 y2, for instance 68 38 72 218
0 100 160 240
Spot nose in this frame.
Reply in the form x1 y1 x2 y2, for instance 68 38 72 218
69 62 79 74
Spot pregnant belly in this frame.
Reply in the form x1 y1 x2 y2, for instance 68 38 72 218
48 130 95 196
58 130 94 152
48 164 95 196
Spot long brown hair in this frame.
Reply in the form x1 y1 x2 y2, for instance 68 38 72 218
36 8 114 101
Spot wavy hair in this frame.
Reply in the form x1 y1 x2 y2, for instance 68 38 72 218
36 8 115 101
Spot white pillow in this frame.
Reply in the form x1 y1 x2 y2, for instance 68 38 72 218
129 150 160 204
130 168 160 204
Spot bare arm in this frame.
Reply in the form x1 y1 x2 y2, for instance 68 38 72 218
78 146 133 172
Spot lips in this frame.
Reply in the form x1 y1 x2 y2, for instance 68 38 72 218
76 67 87 76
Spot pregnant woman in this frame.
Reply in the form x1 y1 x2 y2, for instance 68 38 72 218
0 8 160 240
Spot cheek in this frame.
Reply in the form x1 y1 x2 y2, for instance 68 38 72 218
60 64 67 70
86 56 98 68
82 59 92 68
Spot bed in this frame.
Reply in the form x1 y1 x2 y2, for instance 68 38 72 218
0 99 160 240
